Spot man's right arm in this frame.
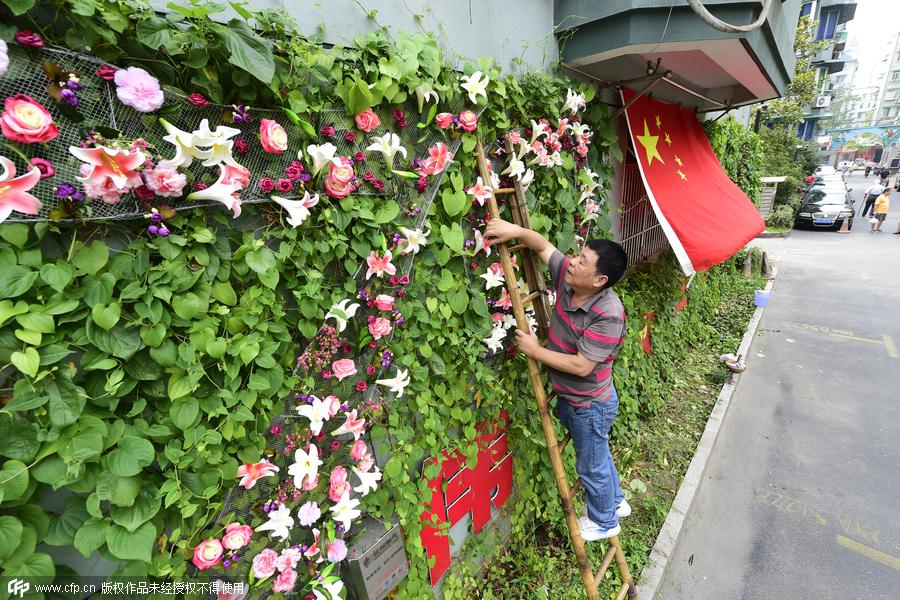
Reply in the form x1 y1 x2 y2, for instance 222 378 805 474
484 218 557 265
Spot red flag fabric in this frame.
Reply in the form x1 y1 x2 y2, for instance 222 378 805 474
622 88 764 275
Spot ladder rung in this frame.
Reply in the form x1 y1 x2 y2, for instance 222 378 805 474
615 582 632 600
507 243 527 252
521 291 540 305
560 434 571 453
594 545 618 588
495 187 515 194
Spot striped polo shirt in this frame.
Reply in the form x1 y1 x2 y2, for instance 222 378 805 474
546 250 627 407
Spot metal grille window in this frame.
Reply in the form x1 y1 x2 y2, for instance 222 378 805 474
618 163 668 270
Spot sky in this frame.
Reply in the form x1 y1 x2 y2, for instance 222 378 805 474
844 0 900 87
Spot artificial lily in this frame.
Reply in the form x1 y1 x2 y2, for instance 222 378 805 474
305 143 340 177
562 88 587 115
0 157 41 224
570 121 592 140
467 176 493 207
287 444 322 489
332 409 366 441
480 264 505 290
365 133 407 169
496 287 513 310
529 119 549 146
296 395 331 436
501 155 525 180
255 504 294 540
473 229 491 257
352 465 382 496
312 580 345 600
375 367 411 398
365 249 397 279
398 226 429 255
420 142 453 176
70 145 144 190
460 70 489 104
192 119 241 167
159 119 211 168
271 191 319 228
330 492 362 533
304 528 323 563
520 168 535 191
236 459 279 490
483 324 507 354
414 82 438 112
186 164 242 217
325 299 360 332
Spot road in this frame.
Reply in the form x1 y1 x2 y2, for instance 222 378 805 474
655 171 900 599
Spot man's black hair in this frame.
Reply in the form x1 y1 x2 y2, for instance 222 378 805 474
586 239 628 288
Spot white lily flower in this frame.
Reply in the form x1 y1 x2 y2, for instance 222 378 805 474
375 367 411 398
570 121 591 139
366 133 407 169
562 88 586 115
272 192 319 228
287 444 322 489
473 230 491 257
549 151 563 167
159 119 211 168
256 504 294 540
398 227 429 255
526 308 539 334
483 324 507 353
414 82 438 112
325 299 360 332
186 164 242 217
312 580 345 600
501 313 517 330
502 155 526 180
460 70 489 104
305 143 340 177
489 169 501 189
520 169 534 191
529 119 549 146
352 465 382 496
296 395 331 436
192 119 241 167
480 269 505 290
330 491 361 533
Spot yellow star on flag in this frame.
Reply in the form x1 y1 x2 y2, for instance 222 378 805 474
677 169 687 181
636 119 665 167
674 155 683 167
655 114 662 128
664 132 672 146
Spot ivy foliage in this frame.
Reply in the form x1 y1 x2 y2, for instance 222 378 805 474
706 116 764 203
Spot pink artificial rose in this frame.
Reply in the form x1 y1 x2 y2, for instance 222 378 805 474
1 95 59 144
144 165 187 198
192 538 224 570
325 395 342 417
252 548 279 579
329 157 354 185
332 359 357 381
272 568 297 593
351 439 369 461
328 466 352 502
368 317 393 340
221 523 253 550
324 175 353 200
354 108 381 133
373 294 395 311
435 112 454 129
29 158 54 180
187 93 209 107
15 30 44 48
260 118 288 154
275 548 303 573
95 64 117 81
114 66 165 113
458 110 478 132
223 164 251 189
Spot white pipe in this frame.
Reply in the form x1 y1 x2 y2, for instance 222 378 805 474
686 0 772 34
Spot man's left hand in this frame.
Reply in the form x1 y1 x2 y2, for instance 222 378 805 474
515 328 540 357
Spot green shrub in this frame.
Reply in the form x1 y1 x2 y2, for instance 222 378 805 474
766 204 795 229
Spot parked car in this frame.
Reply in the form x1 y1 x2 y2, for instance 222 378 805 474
804 174 851 194
794 190 855 231
815 165 837 176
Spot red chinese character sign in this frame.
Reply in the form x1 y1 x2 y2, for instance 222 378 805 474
418 411 513 585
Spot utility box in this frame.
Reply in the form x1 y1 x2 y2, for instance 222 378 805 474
342 518 409 600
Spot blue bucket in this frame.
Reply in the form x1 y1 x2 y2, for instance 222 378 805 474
754 290 772 307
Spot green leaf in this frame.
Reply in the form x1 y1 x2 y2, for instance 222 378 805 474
86 320 142 359
211 281 237 306
210 20 275 84
0 516 23 562
0 223 29 248
0 460 29 503
91 302 121 330
45 497 88 546
39 262 75 292
0 415 40 462
136 14 175 50
245 247 276 274
374 202 401 224
448 288 469 314
426 297 438 312
346 78 374 115
10 347 40 377
73 517 109 558
15 311 54 333
96 472 141 507
47 377 87 427
106 522 156 563
124 350 163 381
171 397 199 430
441 188 467 217
108 436 154 477
2 526 37 570
0 266 38 299
15 504 49 540
0 299 29 326
167 372 198 402
440 223 464 253
172 292 207 320
61 427 104 463
461 133 477 154
73 241 109 275
110 491 161 532
0 0 35 17
3 552 55 579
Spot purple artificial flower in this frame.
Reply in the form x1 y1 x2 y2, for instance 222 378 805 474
59 88 79 107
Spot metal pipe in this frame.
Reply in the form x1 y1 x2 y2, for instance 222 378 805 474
560 63 610 86
615 76 664 118
660 77 728 109
686 0 772 34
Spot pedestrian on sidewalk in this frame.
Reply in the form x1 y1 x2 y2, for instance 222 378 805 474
871 188 891 232
879 166 890 186
861 181 885 217
484 218 631 541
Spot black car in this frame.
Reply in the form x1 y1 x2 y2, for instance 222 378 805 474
794 190 855 230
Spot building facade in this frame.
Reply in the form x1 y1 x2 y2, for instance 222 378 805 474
874 32 900 126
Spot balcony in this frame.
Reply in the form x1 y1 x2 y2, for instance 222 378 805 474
819 0 858 24
554 0 803 111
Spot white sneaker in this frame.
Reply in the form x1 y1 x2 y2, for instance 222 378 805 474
577 516 621 541
581 499 632 520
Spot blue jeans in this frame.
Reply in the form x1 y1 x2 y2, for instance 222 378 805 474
557 387 624 529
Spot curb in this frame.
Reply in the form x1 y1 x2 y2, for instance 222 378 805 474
755 230 791 239
634 274 776 600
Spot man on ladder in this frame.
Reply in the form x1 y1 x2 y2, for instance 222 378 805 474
485 217 630 541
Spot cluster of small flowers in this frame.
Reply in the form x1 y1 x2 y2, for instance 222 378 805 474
58 74 82 107
145 207 170 237
296 326 345 372
402 203 421 218
362 171 385 190
232 105 252 123
391 108 407 129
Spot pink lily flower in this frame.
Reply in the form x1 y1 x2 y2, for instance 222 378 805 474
70 145 145 190
0 156 41 224
186 164 243 217
420 142 453 176
332 409 367 441
365 249 396 280
304 528 323 563
467 176 493 207
236 459 280 489
496 287 513 310
473 229 491 257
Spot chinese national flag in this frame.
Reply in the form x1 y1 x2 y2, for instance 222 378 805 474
622 88 764 274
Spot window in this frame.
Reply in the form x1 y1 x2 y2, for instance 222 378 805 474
817 10 839 40
800 2 813 18
892 71 900 81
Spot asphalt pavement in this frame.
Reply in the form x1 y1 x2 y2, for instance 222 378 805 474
655 171 900 599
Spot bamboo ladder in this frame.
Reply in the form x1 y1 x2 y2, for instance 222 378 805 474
474 138 639 600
